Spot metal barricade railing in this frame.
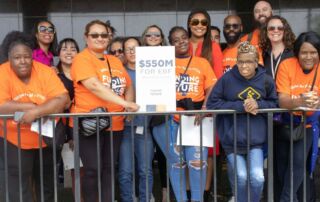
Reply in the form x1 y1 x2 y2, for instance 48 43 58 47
0 108 318 202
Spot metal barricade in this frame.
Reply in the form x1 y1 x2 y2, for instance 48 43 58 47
0 108 318 202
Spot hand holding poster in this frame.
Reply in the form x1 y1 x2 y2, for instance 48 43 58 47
136 46 176 112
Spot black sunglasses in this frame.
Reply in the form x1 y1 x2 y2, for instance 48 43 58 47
190 19 209 27
224 24 241 30
38 25 55 34
109 48 124 55
88 33 109 39
267 26 284 32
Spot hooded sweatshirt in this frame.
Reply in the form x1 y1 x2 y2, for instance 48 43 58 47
206 65 278 154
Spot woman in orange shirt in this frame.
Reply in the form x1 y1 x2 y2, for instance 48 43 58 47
70 20 139 202
0 31 69 202
276 31 320 202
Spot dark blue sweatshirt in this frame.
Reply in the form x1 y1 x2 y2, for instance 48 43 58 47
206 65 278 154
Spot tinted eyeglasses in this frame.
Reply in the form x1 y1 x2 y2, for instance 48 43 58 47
190 19 209 26
88 33 110 39
145 32 161 38
224 24 241 30
38 25 55 34
267 26 284 32
109 48 124 55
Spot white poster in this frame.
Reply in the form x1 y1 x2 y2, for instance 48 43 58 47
136 46 176 112
177 115 214 147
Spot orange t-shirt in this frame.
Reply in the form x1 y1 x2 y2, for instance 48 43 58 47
189 41 223 79
276 57 320 98
176 56 217 103
240 29 264 65
222 46 238 73
71 48 131 131
0 61 67 149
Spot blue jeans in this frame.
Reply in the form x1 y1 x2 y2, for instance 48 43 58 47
226 148 265 202
119 126 154 202
152 118 208 202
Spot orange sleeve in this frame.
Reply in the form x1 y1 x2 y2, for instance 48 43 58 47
201 58 217 89
71 52 96 83
0 65 10 104
211 41 223 79
276 60 291 94
44 67 68 98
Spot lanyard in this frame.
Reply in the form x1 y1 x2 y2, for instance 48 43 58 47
270 51 283 79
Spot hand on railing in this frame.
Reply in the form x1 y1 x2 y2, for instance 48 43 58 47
301 91 319 109
244 98 258 115
124 101 140 112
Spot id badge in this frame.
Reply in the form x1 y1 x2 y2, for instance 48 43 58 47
136 126 144 135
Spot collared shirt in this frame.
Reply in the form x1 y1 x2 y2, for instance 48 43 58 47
32 48 54 66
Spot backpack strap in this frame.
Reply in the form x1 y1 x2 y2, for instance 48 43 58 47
247 32 253 43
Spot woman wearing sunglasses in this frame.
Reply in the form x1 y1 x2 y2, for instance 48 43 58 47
70 20 139 202
141 24 169 202
141 24 167 46
32 20 58 67
187 9 223 79
259 15 296 79
108 37 126 64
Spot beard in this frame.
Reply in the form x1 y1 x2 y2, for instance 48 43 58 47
223 30 242 45
255 15 269 28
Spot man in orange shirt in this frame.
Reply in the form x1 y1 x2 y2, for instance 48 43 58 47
222 15 243 73
241 0 273 64
0 32 69 202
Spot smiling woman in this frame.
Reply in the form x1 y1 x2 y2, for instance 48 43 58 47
32 20 58 67
0 31 69 202
70 19 139 202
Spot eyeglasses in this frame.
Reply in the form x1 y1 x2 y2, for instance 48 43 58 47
88 33 110 39
38 26 55 34
237 60 256 66
109 48 123 55
190 19 209 26
145 32 161 38
267 26 284 32
224 24 241 30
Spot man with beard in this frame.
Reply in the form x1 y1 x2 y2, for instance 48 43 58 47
241 0 273 64
222 15 243 73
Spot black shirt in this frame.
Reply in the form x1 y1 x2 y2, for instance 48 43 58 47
263 48 294 79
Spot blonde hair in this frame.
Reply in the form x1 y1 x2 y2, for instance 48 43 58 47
237 41 259 62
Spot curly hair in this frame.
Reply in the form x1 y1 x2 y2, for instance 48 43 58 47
259 15 296 51
238 41 259 62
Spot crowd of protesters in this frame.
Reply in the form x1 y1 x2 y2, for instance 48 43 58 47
0 0 320 202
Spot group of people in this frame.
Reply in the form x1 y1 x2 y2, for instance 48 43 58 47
0 0 319 202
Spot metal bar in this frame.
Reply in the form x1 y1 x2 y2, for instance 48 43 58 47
247 114 251 202
3 119 9 202
145 115 149 202
131 117 136 201
110 118 115 202
233 112 237 202
302 111 306 202
165 115 170 202
37 119 44 202
17 123 22 202
96 116 102 202
73 117 81 202
52 119 58 202
213 114 217 202
267 112 274 202
178 114 183 201
290 113 293 202
199 115 203 202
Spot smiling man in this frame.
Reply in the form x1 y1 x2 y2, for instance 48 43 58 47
241 0 273 65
